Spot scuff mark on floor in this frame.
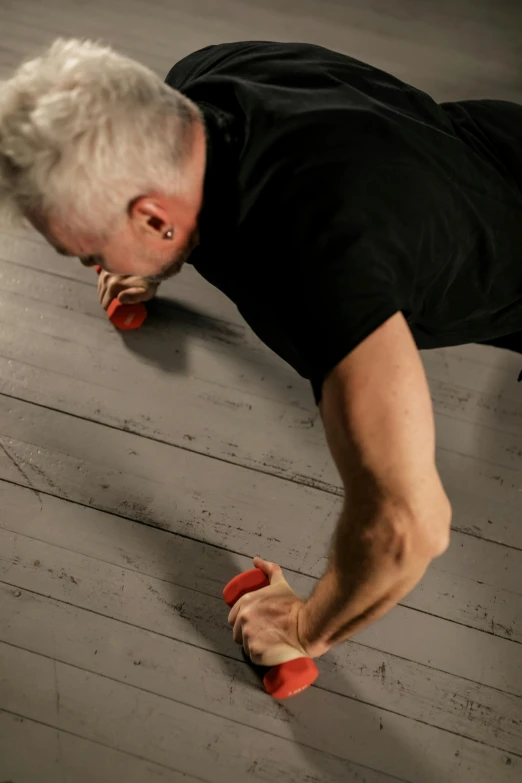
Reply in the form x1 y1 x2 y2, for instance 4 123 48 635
0 440 43 508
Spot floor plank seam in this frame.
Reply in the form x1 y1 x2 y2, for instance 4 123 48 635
2 580 520 706
0 254 95 286
0 706 213 783
2 637 516 766
0 578 240 661
0 475 256 561
0 647 409 783
436 430 522 471
2 484 520 643
0 389 345 497
2 392 522 555
0 284 104 320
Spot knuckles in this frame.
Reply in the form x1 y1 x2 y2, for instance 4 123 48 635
238 604 252 622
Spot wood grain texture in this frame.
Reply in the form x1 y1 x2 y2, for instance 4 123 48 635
1 503 519 696
0 642 411 783
1 1 522 780
0 712 205 783
1 637 520 783
1 519 521 755
0 398 520 647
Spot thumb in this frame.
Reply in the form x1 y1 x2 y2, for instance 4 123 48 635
253 556 286 585
118 287 148 305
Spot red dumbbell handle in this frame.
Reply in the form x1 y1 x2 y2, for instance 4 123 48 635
223 567 318 699
95 266 147 331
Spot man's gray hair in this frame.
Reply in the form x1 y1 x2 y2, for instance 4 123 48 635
0 38 200 236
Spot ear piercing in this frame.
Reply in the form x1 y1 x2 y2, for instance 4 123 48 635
164 228 174 240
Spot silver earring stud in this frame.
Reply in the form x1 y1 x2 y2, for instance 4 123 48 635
164 228 174 240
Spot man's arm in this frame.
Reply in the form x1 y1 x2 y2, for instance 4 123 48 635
300 312 451 656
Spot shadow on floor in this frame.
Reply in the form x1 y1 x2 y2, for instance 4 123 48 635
121 506 435 783
119 294 314 409
170 545 436 782
120 297 245 371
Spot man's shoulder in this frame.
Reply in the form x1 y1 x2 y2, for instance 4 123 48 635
165 43 234 88
165 41 285 90
164 41 358 91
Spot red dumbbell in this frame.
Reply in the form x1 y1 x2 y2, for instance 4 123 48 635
95 266 147 330
223 567 319 699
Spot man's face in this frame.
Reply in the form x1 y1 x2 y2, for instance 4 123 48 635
73 220 199 282
30 204 199 282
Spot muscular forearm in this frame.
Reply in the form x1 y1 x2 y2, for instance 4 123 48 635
299 499 444 657
301 313 452 657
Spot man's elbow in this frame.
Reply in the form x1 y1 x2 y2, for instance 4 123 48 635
407 489 452 562
379 489 452 568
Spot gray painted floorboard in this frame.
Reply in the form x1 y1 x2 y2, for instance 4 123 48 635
0 1 521 781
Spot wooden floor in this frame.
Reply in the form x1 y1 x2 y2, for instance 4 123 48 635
0 1 521 781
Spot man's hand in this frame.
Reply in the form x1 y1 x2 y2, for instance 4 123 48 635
228 557 311 667
97 270 160 311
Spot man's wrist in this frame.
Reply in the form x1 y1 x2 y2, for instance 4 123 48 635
297 601 332 659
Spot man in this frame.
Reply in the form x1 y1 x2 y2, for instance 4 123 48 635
1 38 521 668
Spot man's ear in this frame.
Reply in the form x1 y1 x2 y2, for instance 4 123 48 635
129 195 171 237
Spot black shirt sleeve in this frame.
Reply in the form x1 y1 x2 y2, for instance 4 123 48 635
286 244 400 404
263 161 412 403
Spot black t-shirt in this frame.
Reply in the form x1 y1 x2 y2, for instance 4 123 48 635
165 41 522 401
